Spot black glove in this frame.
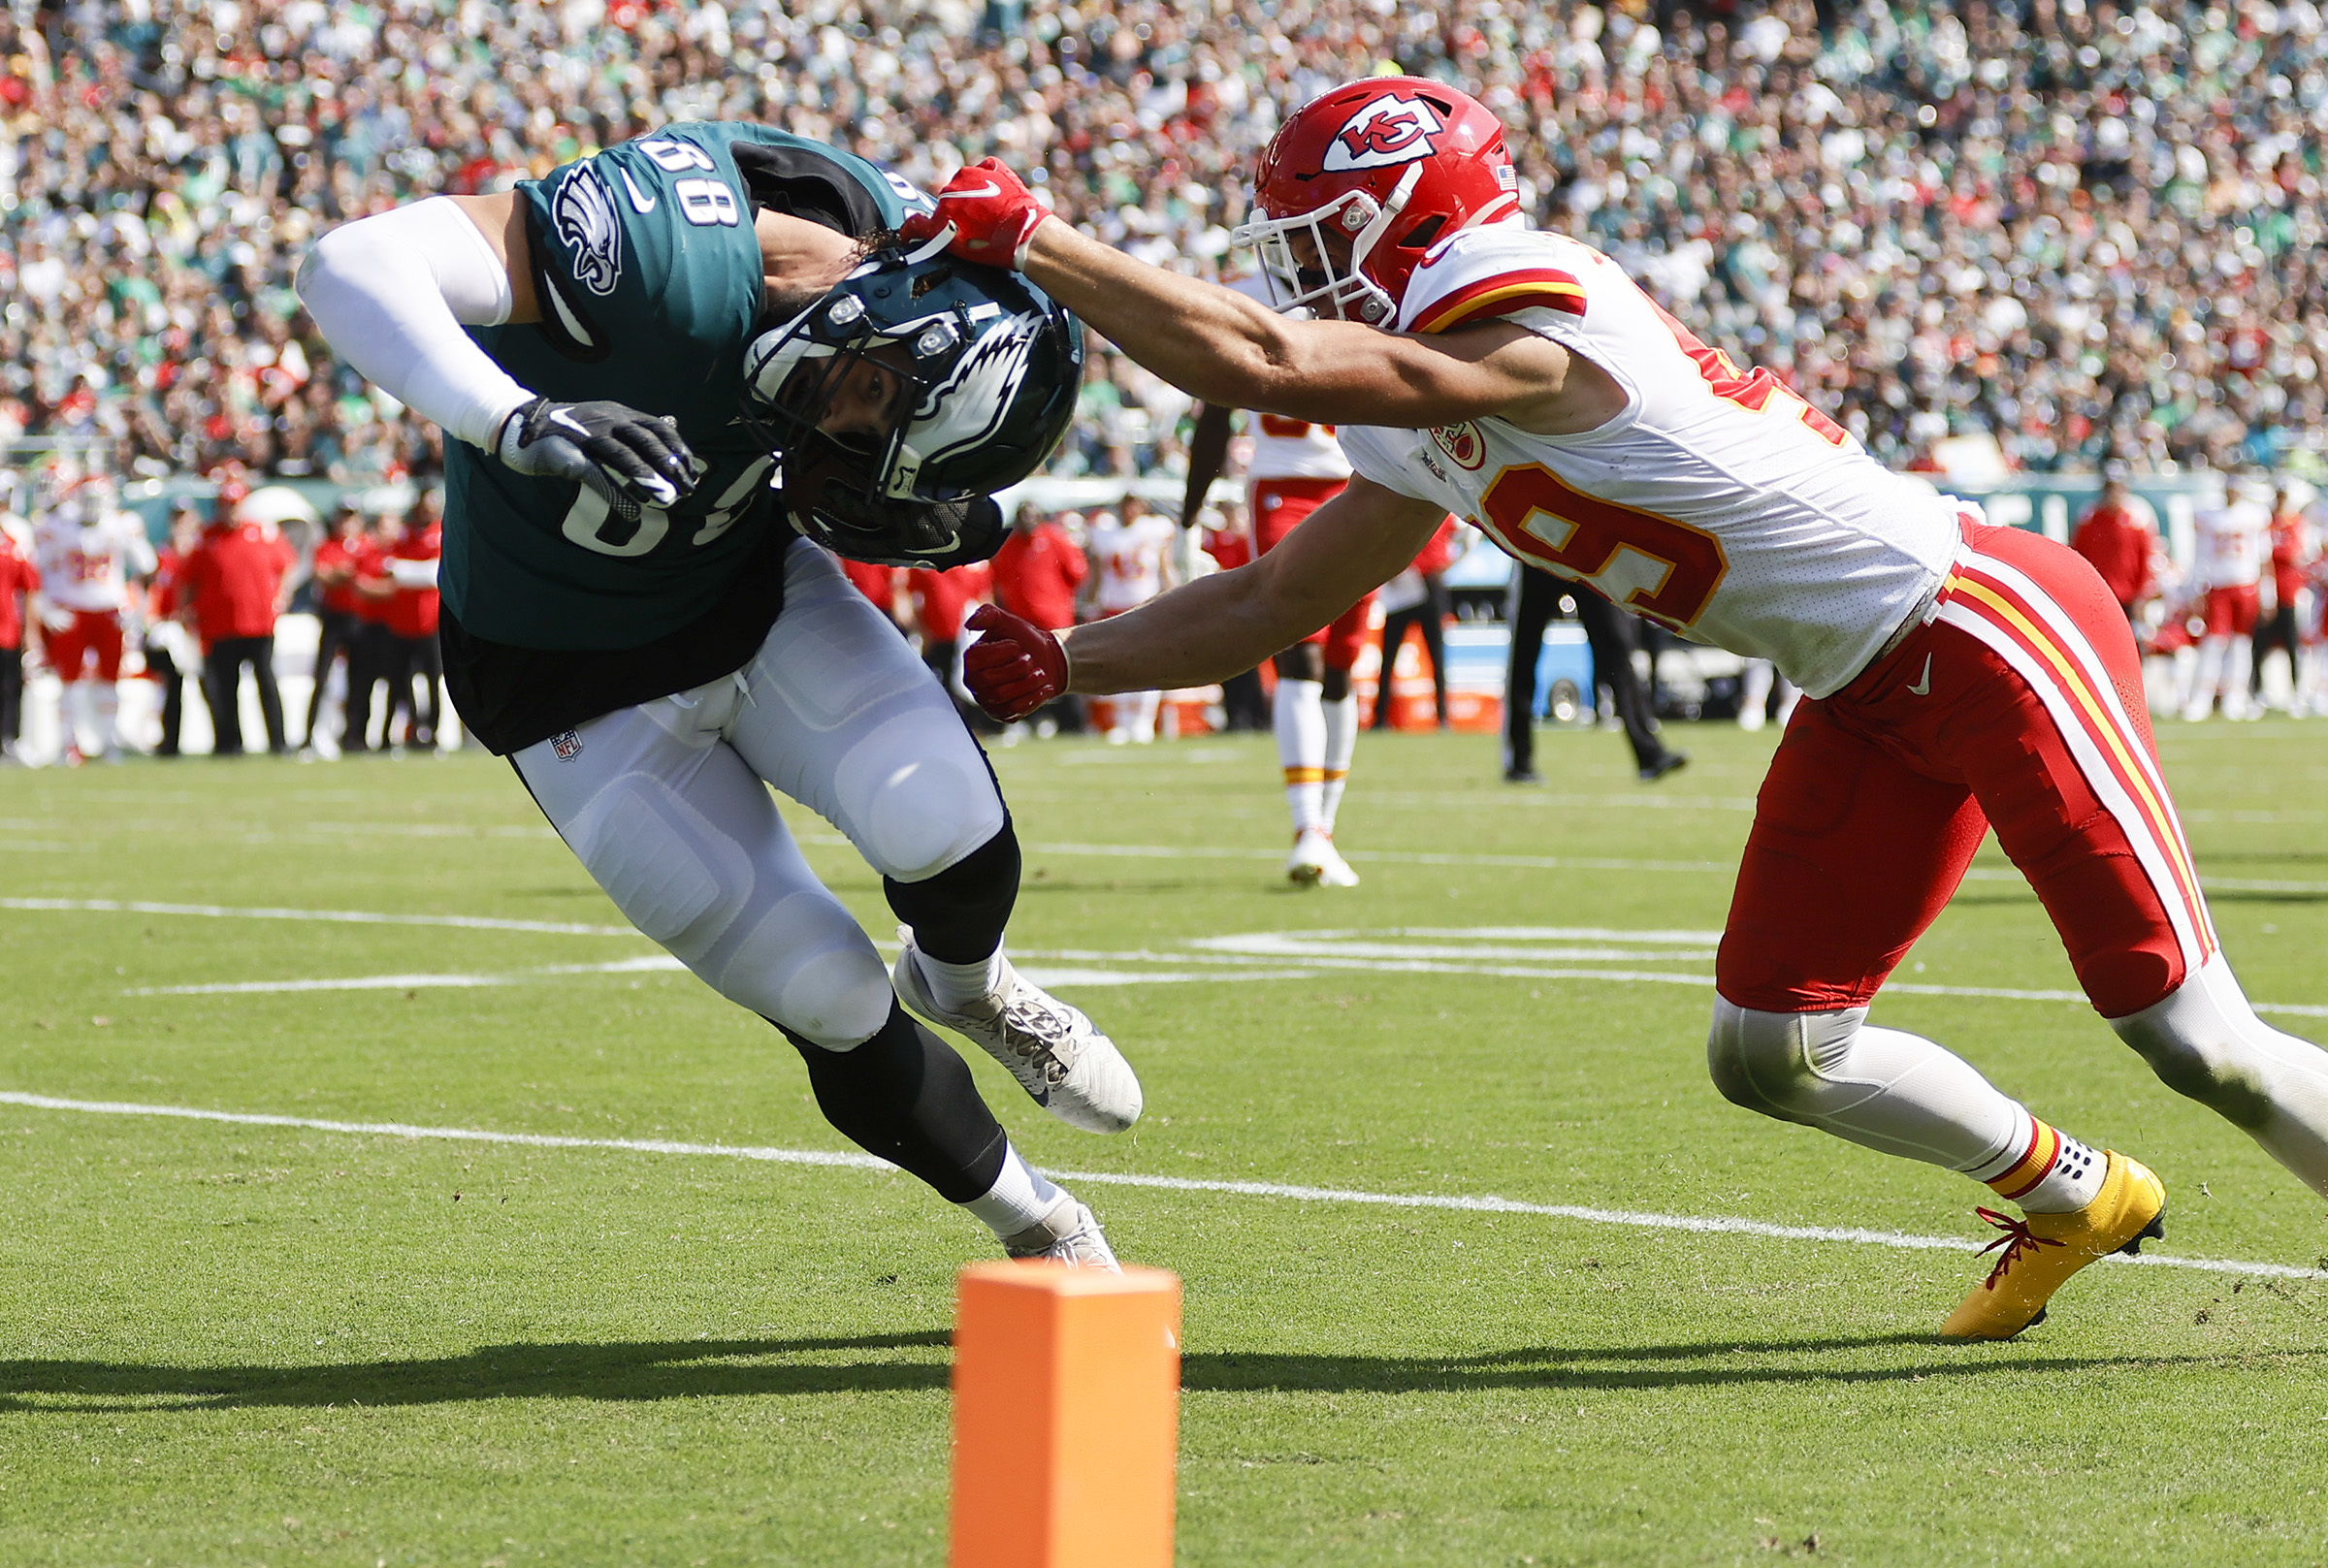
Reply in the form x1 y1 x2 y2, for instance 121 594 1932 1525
495 397 698 508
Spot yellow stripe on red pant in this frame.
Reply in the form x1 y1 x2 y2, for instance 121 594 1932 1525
1945 568 2216 960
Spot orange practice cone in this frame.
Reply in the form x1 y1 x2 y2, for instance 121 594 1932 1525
949 1263 1182 1568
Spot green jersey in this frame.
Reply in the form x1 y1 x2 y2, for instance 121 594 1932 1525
444 122 927 652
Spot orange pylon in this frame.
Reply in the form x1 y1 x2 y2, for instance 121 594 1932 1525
949 1263 1181 1568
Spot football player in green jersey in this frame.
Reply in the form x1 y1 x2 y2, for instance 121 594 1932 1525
297 122 1137 1266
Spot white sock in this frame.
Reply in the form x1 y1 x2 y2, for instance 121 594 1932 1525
1318 691 1357 833
960 1145 1064 1238
93 684 119 752
1130 688 1161 741
1276 678 1326 834
68 682 100 754
2189 636 2228 713
911 944 1003 1013
1738 658 1774 728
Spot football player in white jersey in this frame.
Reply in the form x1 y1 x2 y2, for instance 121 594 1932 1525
2182 476 2273 722
915 80 2328 1338
31 471 156 762
1084 496 1180 743
1182 274 1369 886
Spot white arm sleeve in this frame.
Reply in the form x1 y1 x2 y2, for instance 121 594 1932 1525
386 556 439 590
295 197 532 450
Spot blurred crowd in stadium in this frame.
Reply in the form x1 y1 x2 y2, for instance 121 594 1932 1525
4 0 2328 759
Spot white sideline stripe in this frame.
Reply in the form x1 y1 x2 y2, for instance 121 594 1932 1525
794 831 1735 875
1015 967 1318 988
113 956 2328 1019
2 897 640 937
126 957 689 996
1 1089 2316 1282
124 959 1312 997
806 833 2328 892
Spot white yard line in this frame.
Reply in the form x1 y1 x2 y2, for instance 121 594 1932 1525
0 1087 2315 1282
2 897 639 937
126 957 690 996
804 833 2328 891
124 957 1311 997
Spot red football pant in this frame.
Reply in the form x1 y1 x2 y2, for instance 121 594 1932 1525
2202 583 2260 638
1719 522 2215 1021
1254 477 1372 670
47 609 125 683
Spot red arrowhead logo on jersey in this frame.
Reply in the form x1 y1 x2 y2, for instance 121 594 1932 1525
1323 95 1445 173
1429 422 1486 470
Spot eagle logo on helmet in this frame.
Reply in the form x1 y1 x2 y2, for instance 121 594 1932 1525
552 164 623 297
897 318 1045 490
1322 95 1446 173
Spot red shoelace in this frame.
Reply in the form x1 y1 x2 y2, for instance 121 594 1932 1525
1970 1206 2067 1291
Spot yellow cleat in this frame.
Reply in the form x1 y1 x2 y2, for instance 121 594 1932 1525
1939 1150 2166 1340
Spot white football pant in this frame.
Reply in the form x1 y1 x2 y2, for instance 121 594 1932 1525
513 541 1006 1049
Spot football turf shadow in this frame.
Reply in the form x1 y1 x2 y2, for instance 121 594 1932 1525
6 1332 2319 1412
0 1330 954 1412
1178 1337 2328 1393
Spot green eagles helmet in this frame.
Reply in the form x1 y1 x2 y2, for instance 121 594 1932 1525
742 239 1084 568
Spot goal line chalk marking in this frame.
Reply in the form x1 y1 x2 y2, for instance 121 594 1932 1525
0 1089 2316 1283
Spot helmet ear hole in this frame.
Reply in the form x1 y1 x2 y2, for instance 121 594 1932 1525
1399 213 1446 250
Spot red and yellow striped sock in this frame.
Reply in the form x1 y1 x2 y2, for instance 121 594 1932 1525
1985 1115 2106 1214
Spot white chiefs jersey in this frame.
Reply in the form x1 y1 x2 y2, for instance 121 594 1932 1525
1227 273 1351 483
1090 511 1178 614
34 502 155 614
1338 226 1963 697
2191 496 2269 591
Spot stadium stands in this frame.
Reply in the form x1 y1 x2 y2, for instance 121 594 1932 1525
5 0 2324 488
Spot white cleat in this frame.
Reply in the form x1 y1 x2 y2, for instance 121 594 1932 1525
1003 1195 1119 1269
892 939 1144 1134
1286 827 1360 887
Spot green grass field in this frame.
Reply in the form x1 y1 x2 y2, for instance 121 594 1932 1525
4 720 2326 1566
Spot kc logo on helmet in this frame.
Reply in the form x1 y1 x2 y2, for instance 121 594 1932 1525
1322 94 1445 173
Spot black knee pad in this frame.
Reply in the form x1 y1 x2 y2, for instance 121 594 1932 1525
778 1001 1008 1203
884 819 1019 965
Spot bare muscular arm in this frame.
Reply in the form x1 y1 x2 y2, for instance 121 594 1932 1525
1018 218 1625 435
1061 476 1447 694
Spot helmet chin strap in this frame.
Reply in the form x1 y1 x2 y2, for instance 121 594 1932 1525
1347 163 1425 291
1329 161 1425 325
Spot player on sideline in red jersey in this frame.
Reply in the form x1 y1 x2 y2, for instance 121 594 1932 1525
913 80 2328 1338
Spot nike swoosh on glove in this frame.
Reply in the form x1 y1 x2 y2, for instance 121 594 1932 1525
496 397 698 509
897 158 1051 270
962 603 1069 721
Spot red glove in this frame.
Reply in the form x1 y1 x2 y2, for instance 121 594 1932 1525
898 158 1051 270
963 603 1070 721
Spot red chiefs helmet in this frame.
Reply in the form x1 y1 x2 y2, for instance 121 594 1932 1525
1233 78 1521 326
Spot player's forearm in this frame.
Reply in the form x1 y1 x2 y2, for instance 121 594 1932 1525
1060 562 1339 694
1023 220 1307 413
295 198 529 449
